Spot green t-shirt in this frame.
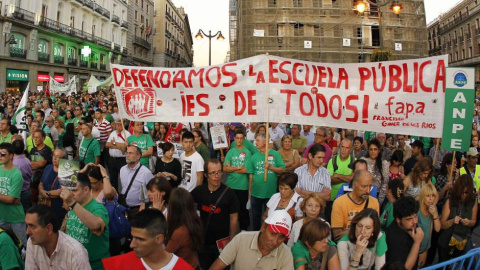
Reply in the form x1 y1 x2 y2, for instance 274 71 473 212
79 137 101 165
65 118 75 128
0 231 24 270
364 131 377 142
0 132 12 144
195 142 210 163
247 149 285 199
67 199 110 270
421 137 432 149
292 136 307 151
230 138 259 155
338 231 388 256
224 147 252 190
291 240 337 269
127 133 155 167
105 114 114 124
327 155 355 200
58 131 66 149
380 202 394 230
0 166 25 223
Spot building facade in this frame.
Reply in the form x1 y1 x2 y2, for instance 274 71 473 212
124 0 154 66
230 0 428 63
152 0 193 67
0 0 128 93
427 0 480 90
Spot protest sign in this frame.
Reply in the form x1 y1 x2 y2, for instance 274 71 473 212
442 67 475 151
11 83 29 140
50 76 77 96
112 54 447 137
58 159 80 189
210 125 228 150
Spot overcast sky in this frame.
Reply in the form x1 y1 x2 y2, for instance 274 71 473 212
172 0 461 67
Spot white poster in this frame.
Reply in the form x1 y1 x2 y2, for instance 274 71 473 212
210 125 228 150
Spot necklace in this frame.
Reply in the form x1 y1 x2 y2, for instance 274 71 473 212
278 194 293 208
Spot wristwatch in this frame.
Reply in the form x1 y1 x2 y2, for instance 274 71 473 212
69 202 77 210
46 191 50 197
103 175 110 179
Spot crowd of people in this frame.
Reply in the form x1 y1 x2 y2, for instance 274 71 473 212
0 89 479 270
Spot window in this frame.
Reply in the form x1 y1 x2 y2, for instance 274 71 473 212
135 10 138 21
68 47 76 59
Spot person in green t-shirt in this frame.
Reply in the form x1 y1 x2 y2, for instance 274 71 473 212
73 105 84 135
0 142 27 247
380 178 405 230
127 121 155 168
61 173 110 270
0 228 25 270
224 130 252 231
78 123 101 165
247 133 285 231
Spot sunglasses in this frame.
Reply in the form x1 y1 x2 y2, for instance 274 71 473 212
0 152 8 157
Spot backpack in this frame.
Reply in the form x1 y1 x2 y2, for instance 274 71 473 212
331 154 355 173
0 226 25 259
103 195 131 239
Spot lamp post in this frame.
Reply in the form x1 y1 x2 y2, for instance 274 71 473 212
353 0 402 52
195 29 224 66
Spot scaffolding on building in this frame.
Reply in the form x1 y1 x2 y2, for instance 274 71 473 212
230 0 429 63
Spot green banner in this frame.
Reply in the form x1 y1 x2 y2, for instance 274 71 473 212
6 69 29 81
442 67 475 151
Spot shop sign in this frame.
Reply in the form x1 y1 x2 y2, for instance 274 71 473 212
37 73 49 82
6 69 29 81
54 75 65 83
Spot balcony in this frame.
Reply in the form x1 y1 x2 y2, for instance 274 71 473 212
39 17 73 35
134 36 151 49
80 60 88 68
121 20 128 29
112 15 120 24
122 47 128 54
428 46 442 55
91 62 98 69
38 52 50 62
114 44 121 52
12 6 35 24
100 64 106 70
84 0 94 9
54 55 64 64
68 58 77 66
10 47 26 59
93 3 110 19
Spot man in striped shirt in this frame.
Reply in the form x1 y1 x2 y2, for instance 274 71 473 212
294 144 331 202
94 109 113 166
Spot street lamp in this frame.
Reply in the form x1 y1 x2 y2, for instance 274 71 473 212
195 29 224 66
354 0 403 54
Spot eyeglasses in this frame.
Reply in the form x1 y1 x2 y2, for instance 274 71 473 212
79 122 84 125
208 171 223 176
315 134 325 137
75 109 81 111
0 152 8 157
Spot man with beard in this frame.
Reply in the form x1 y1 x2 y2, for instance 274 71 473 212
386 196 424 270
331 170 380 241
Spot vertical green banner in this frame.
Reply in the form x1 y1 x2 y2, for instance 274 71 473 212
442 67 475 151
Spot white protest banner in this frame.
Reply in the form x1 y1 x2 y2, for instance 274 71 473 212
11 83 29 141
112 54 447 137
210 125 228 150
50 76 77 96
87 75 113 93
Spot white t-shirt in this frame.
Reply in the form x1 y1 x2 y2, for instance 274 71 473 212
141 254 180 270
179 151 204 192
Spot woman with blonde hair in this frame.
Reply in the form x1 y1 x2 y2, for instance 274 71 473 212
417 182 441 268
287 193 327 247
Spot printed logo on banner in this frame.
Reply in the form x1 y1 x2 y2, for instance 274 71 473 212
453 72 468 87
121 88 156 119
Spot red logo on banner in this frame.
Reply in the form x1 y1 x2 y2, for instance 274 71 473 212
121 88 156 119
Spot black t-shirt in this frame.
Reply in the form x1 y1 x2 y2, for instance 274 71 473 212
154 158 182 188
404 156 417 176
385 221 418 269
29 146 53 168
191 184 239 245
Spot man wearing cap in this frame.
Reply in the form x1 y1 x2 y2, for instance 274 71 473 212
404 140 424 176
209 209 294 270
460 147 480 191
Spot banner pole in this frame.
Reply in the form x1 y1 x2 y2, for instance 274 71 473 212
448 150 456 183
264 122 269 182
432 138 440 169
